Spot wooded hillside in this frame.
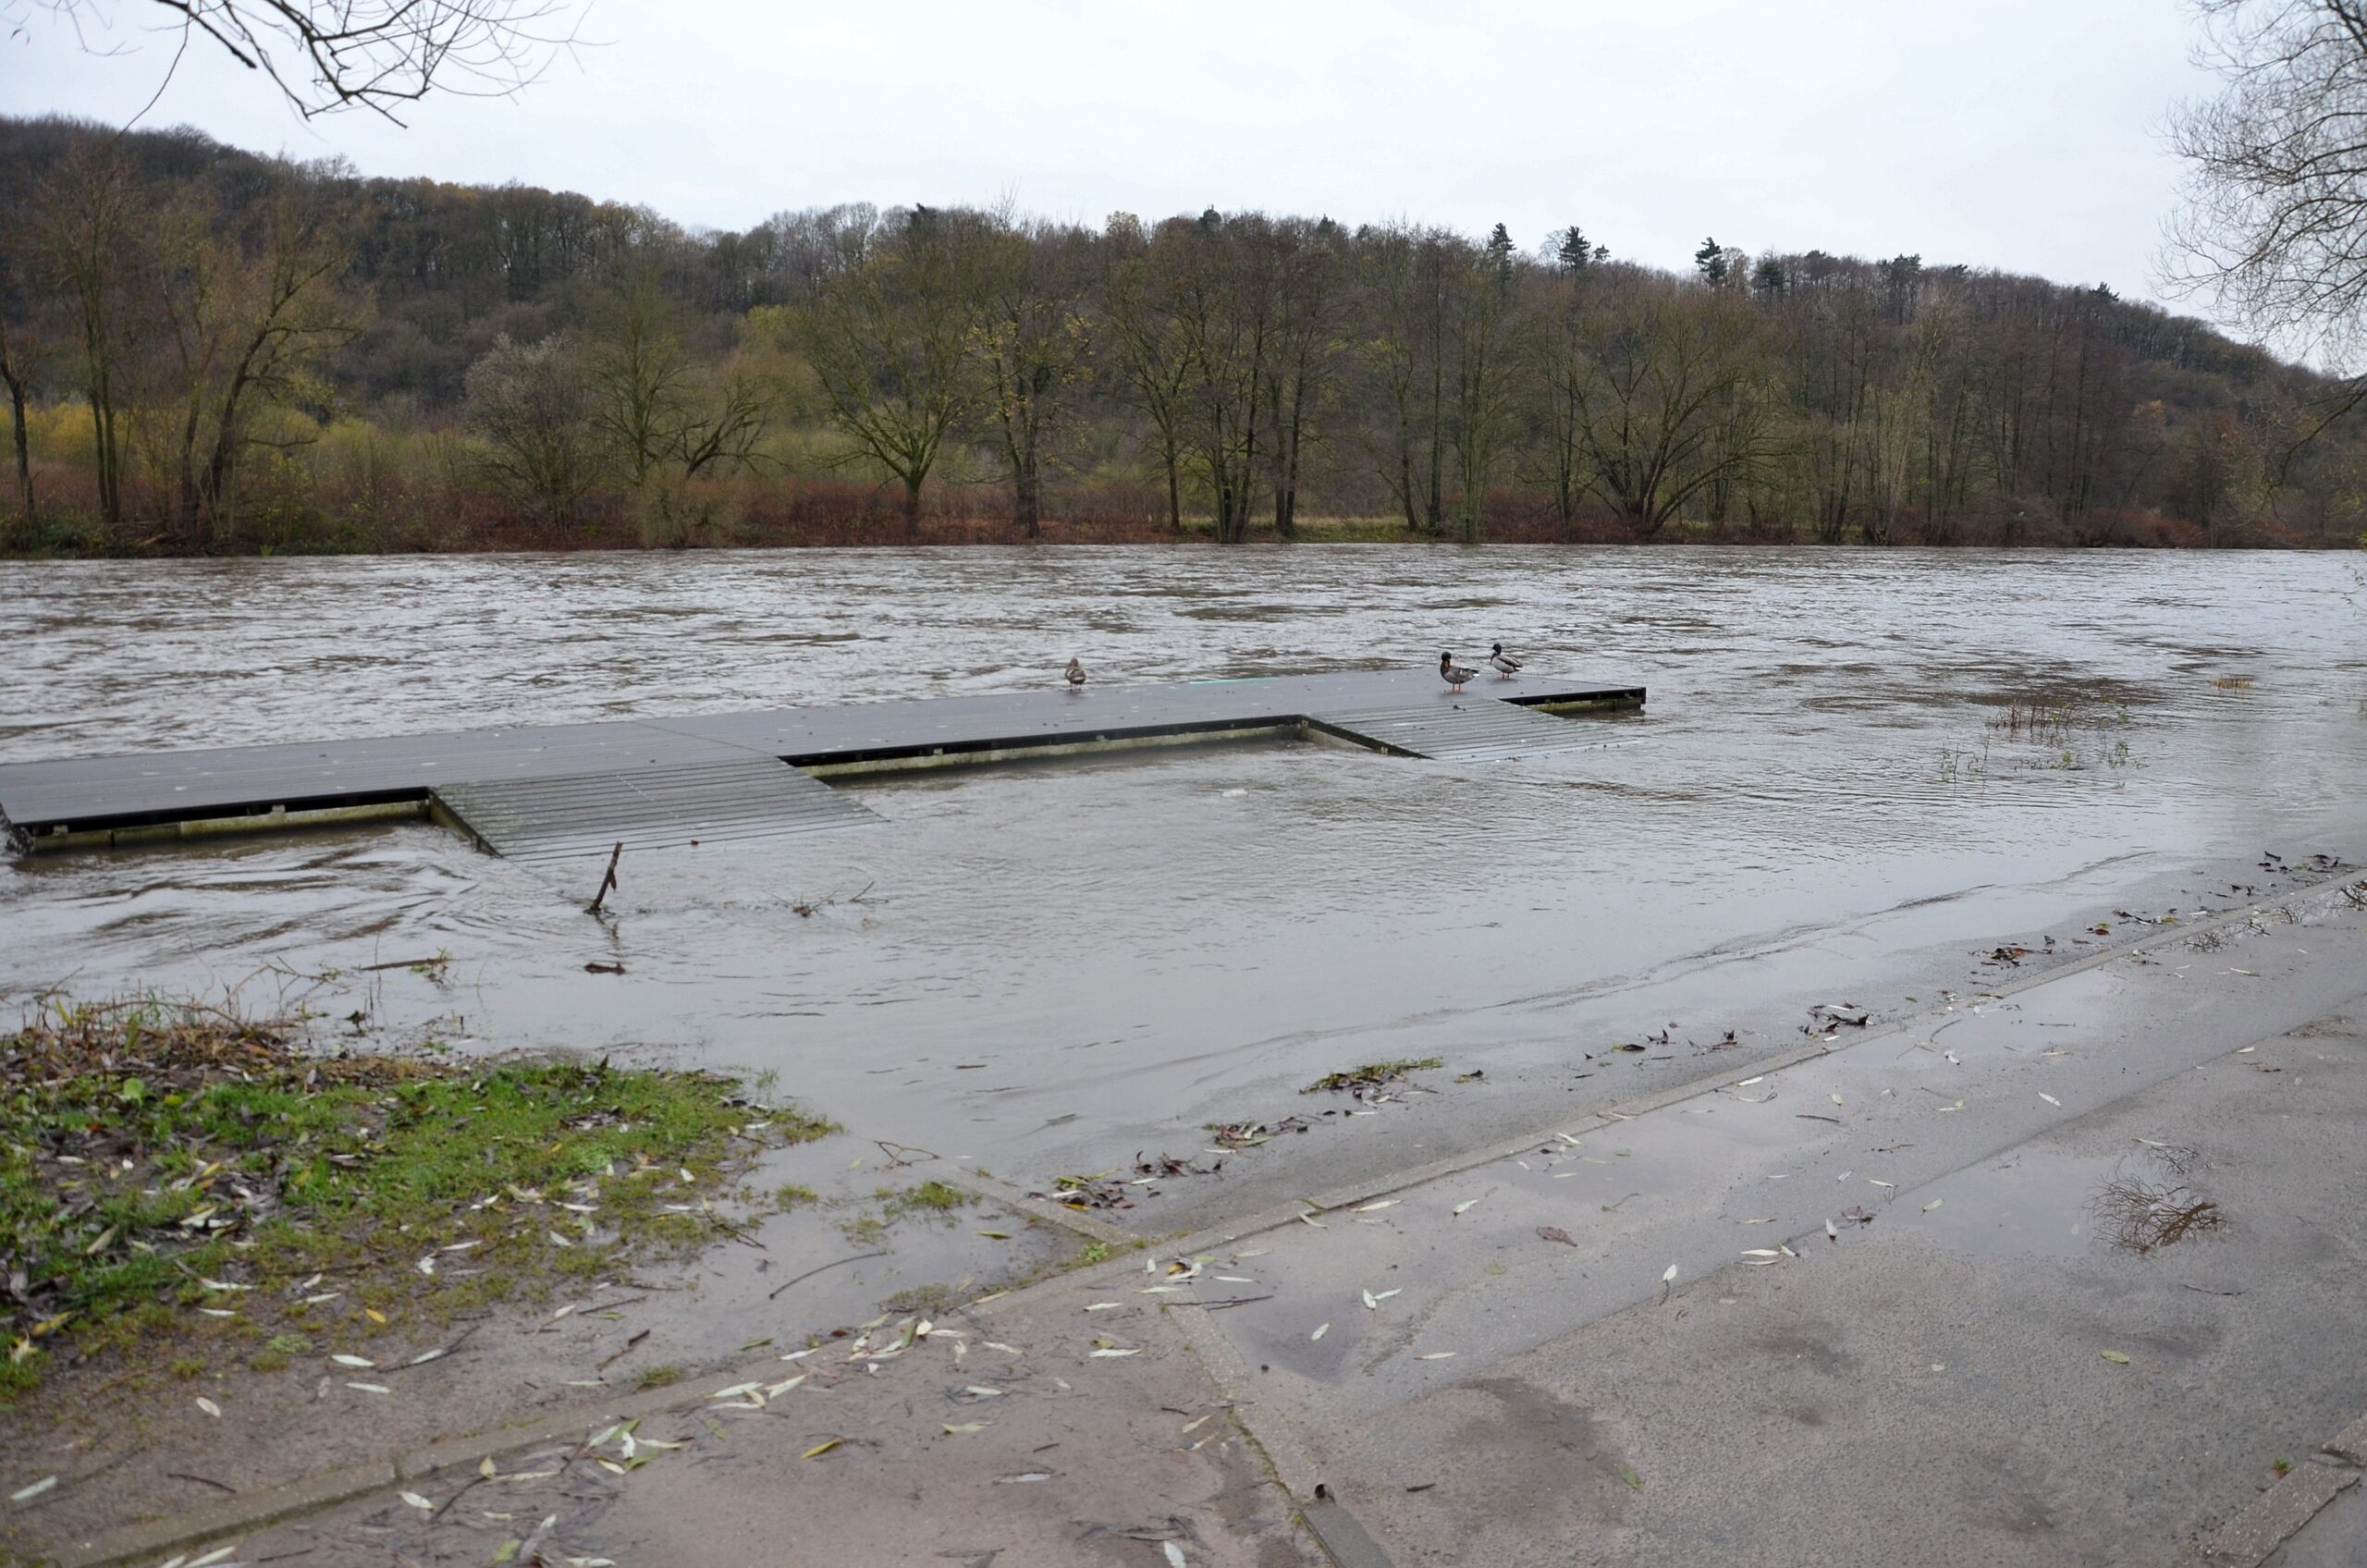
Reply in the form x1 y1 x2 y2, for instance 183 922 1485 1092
2 115 2358 553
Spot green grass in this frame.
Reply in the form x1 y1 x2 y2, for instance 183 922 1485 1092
0 1000 838 1399
877 1180 970 1223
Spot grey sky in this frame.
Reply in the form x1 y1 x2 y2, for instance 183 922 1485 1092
4 0 2219 317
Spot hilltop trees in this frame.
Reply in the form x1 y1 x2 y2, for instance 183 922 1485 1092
0 116 2359 552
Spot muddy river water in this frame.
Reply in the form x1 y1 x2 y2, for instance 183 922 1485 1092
3 547 2362 1219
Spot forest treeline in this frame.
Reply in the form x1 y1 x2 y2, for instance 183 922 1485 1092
0 114 2359 556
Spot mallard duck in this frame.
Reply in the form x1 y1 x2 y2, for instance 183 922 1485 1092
1439 652 1478 692
1488 643 1523 679
1064 657 1086 687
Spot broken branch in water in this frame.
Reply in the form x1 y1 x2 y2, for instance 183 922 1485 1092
767 1249 889 1302
791 880 877 918
587 842 622 917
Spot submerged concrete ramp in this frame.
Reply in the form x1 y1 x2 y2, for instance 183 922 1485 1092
429 757 879 863
1308 697 1625 763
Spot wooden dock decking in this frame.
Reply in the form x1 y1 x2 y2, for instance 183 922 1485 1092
0 668 1644 854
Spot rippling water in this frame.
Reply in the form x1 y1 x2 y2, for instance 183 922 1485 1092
4 547 2361 1194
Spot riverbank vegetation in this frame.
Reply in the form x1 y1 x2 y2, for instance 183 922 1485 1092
3 115 2362 557
0 996 832 1402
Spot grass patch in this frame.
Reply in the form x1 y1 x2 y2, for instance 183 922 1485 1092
0 997 837 1399
634 1363 683 1390
1302 1058 1443 1094
877 1180 970 1223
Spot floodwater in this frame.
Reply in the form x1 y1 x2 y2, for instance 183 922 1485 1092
3 548 2362 1222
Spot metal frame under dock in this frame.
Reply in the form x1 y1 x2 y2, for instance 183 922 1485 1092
0 668 1644 858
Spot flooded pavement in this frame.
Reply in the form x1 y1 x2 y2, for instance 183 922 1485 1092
1160 887 2367 1568
3 547 2363 1227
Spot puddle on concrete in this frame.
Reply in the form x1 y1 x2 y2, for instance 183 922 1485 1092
1873 1147 2114 1263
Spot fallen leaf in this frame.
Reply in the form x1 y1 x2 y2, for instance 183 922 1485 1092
1362 1290 1380 1310
1537 1226 1576 1246
964 1386 1005 1397
331 1354 375 1368
1921 1199 1943 1212
1660 1264 1678 1283
1164 1542 1188 1568
2101 1350 2131 1365
996 1471 1052 1484
941 1422 987 1435
196 1397 221 1418
1830 1093 1845 1107
1090 1347 1141 1358
1416 1352 1457 1360
400 1490 434 1510
9 1476 57 1503
1084 1303 1122 1312
802 1439 841 1459
2039 1092 2062 1107
1311 1322 1330 1341
1616 1463 1643 1492
1740 1249 1782 1258
346 1382 391 1394
977 1230 1011 1240
1355 1200 1400 1212
1868 1180 1895 1190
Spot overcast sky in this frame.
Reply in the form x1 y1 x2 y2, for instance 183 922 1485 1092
3 0 2224 317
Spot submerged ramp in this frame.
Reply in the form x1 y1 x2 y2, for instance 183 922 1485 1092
1309 698 1622 763
429 758 879 864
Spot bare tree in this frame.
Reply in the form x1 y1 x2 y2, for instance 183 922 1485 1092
2167 0 2367 461
17 0 581 121
1569 275 1763 536
1101 212 1192 532
1263 217 1343 539
973 216 1094 537
463 332 604 525
31 139 141 527
1355 223 1454 533
0 209 55 535
149 158 364 547
790 206 984 532
585 263 768 486
1167 210 1279 544
1443 225 1523 542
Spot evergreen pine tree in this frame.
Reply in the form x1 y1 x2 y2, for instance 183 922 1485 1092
1694 236 1727 286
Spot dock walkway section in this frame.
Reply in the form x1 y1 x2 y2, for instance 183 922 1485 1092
0 668 1643 856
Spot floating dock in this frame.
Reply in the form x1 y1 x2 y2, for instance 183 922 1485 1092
0 668 1643 859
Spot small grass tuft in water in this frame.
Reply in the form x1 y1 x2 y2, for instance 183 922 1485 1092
877 1180 971 1224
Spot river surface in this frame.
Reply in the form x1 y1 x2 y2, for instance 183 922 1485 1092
3 547 2361 1219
